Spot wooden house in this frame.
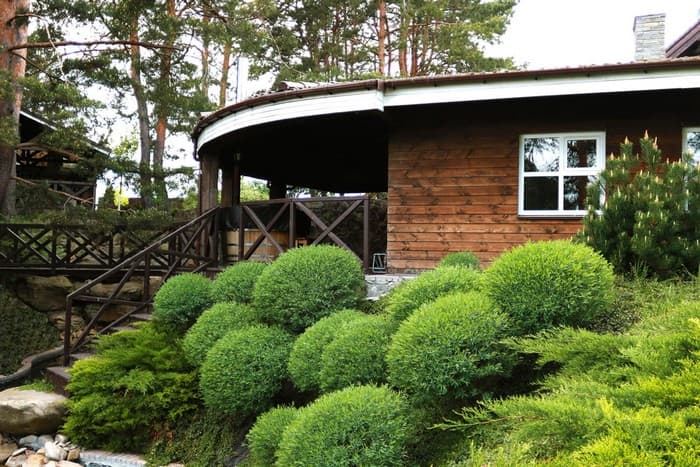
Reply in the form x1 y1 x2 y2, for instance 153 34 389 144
192 23 700 274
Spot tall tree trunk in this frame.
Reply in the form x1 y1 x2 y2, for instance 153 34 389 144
129 22 153 209
377 0 386 75
0 0 29 216
201 13 210 100
219 40 231 106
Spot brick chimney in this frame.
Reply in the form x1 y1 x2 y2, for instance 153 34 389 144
633 13 666 61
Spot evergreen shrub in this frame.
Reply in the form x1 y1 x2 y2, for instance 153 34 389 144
386 265 481 322
287 308 368 393
199 325 294 418
210 261 269 304
481 239 615 335
386 291 513 406
437 250 481 269
182 302 259 367
251 244 365 332
152 272 213 333
276 385 413 467
246 405 299 466
318 314 395 393
63 323 199 452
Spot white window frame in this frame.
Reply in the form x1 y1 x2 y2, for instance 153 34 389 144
683 127 700 164
518 132 605 217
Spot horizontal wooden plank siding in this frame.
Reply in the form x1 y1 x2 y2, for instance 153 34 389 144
385 90 700 273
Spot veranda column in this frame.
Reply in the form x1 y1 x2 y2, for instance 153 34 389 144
199 152 219 213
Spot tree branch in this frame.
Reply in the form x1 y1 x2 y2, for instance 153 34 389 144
7 40 180 52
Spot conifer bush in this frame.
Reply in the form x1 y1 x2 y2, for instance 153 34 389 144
276 385 413 467
318 314 395 393
437 250 481 269
386 291 513 406
182 302 260 367
199 325 294 418
385 265 481 322
210 261 269 304
481 239 615 335
251 244 366 332
63 323 199 452
152 272 213 333
287 308 368 393
246 405 299 466
581 132 700 278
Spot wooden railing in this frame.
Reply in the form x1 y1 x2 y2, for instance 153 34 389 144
63 207 221 364
0 222 171 274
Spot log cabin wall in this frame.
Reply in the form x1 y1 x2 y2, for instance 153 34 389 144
386 89 700 273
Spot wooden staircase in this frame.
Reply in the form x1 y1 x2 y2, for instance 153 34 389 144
44 208 223 395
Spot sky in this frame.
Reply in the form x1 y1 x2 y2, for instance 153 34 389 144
487 0 700 70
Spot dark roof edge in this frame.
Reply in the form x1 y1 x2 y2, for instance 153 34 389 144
192 57 700 140
666 19 700 58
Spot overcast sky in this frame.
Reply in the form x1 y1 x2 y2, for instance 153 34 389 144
488 0 700 69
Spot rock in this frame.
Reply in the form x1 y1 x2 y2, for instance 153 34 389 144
5 451 28 467
57 461 82 467
16 276 74 312
66 446 80 462
0 438 18 464
45 441 68 461
26 453 47 467
18 434 38 448
0 388 67 435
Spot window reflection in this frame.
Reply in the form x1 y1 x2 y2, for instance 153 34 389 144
523 137 559 172
566 139 597 168
524 177 558 210
686 130 700 162
564 176 595 210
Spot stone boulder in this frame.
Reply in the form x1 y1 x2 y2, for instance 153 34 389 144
0 388 67 435
16 276 74 312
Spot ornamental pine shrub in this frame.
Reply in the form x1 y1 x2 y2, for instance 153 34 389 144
210 261 269 304
246 405 299 466
152 272 213 333
251 244 366 332
287 308 368 393
481 239 615 335
199 325 294 418
385 265 481 322
437 250 481 269
276 385 414 467
318 314 395 393
386 291 514 407
63 323 199 452
581 132 700 278
182 302 260 367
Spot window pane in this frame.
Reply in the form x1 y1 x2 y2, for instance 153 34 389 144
524 177 558 210
523 137 559 172
566 139 597 168
687 131 700 162
564 176 595 210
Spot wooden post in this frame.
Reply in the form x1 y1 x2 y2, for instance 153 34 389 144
269 180 286 199
221 163 234 208
199 152 219 213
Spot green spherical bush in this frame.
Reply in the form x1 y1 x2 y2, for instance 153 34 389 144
276 385 413 467
287 309 368 393
246 405 299 466
437 250 481 269
386 291 513 406
319 315 395 393
211 261 269 304
481 240 615 335
152 273 213 333
182 302 260 367
199 325 294 417
386 266 481 322
252 244 366 332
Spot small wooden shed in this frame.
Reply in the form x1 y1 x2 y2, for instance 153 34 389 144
192 57 700 274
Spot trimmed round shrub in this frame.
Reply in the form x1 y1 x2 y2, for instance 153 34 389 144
246 405 299 466
276 385 413 466
182 302 260 367
438 250 481 269
319 315 395 393
211 261 269 304
199 325 294 417
252 244 366 332
386 265 481 322
386 291 513 406
481 240 615 335
152 272 213 333
287 309 368 393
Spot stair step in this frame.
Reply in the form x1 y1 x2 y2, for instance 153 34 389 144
112 325 136 332
130 313 153 322
45 366 71 397
70 352 95 364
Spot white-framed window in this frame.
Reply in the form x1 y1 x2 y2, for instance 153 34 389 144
683 127 700 163
519 132 605 217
